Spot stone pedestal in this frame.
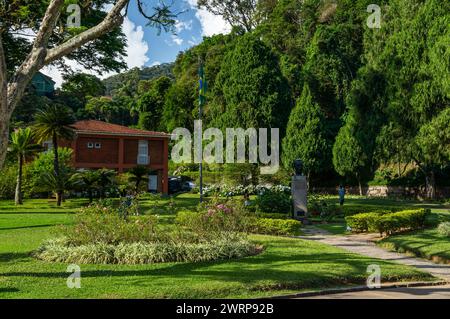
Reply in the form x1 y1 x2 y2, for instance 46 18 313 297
292 175 308 219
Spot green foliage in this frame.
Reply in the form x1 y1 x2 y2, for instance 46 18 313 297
103 64 174 96
0 163 17 199
255 189 291 214
61 73 106 110
33 104 76 143
63 202 158 246
437 222 450 237
282 84 328 177
346 209 430 236
248 218 301 236
24 148 73 196
210 33 292 132
134 76 172 131
128 165 150 191
34 235 256 265
416 108 450 168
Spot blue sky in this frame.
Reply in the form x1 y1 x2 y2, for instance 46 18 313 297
43 0 230 86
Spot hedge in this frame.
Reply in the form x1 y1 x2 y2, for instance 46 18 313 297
346 209 430 236
248 218 301 236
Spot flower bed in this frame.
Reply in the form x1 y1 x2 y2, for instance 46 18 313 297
35 200 259 264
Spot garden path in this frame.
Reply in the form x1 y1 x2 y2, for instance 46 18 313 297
297 227 450 281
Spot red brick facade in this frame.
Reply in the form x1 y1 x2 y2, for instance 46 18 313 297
61 120 170 194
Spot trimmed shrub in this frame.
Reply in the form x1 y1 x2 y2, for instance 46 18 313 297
345 213 381 233
437 222 450 237
255 190 291 214
346 209 429 236
340 205 399 216
34 236 258 264
248 218 301 236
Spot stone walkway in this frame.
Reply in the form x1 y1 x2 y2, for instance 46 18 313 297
303 284 450 299
296 226 450 281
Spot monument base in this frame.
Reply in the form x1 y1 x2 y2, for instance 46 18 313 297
292 175 308 220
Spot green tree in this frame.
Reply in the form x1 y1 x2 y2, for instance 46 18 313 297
282 84 328 185
97 168 117 198
356 0 450 198
415 108 450 199
61 73 106 108
332 115 369 195
33 104 75 206
134 76 172 131
0 0 177 169
198 0 258 32
8 127 41 204
70 170 101 203
128 165 150 192
210 33 292 132
24 148 73 197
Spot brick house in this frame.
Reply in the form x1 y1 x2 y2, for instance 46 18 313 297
57 120 171 194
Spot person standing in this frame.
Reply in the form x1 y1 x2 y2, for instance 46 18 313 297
338 185 345 206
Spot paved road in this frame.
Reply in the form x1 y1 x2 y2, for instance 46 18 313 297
297 227 450 281
302 284 450 299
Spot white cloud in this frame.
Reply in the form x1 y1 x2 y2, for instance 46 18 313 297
171 35 184 46
185 0 231 36
150 61 161 67
175 19 193 33
42 17 149 88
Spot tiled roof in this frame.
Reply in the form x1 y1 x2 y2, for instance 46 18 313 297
70 120 171 138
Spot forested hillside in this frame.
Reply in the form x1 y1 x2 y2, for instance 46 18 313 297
7 0 449 194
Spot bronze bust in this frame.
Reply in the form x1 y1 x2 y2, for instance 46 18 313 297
293 159 303 176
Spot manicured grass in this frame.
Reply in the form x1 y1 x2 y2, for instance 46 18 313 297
314 223 349 235
315 197 450 236
380 229 450 262
379 228 450 263
0 195 437 298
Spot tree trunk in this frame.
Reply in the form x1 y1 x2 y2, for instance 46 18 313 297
52 133 62 206
425 170 436 200
15 155 23 205
0 115 10 170
358 179 363 196
0 0 129 170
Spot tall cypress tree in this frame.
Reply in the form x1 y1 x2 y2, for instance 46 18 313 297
282 84 328 185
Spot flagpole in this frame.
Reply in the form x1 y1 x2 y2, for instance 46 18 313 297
198 57 204 203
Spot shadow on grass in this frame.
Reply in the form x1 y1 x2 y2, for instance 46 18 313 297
0 288 20 293
0 224 58 231
2 247 429 292
0 252 31 262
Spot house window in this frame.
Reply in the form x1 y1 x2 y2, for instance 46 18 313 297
87 142 94 149
95 142 101 149
137 140 149 165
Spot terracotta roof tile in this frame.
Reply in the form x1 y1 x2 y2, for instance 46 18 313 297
70 120 171 138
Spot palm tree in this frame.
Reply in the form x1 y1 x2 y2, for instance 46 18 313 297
128 165 150 192
97 168 117 198
8 128 41 205
33 104 75 206
70 170 101 203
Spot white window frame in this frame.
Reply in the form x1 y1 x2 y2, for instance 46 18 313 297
137 140 149 165
87 142 94 149
94 142 101 149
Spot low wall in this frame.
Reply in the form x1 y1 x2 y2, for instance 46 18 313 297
311 185 450 199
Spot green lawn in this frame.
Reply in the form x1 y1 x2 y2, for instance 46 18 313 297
377 207 450 264
0 195 437 298
379 229 450 263
314 197 450 236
